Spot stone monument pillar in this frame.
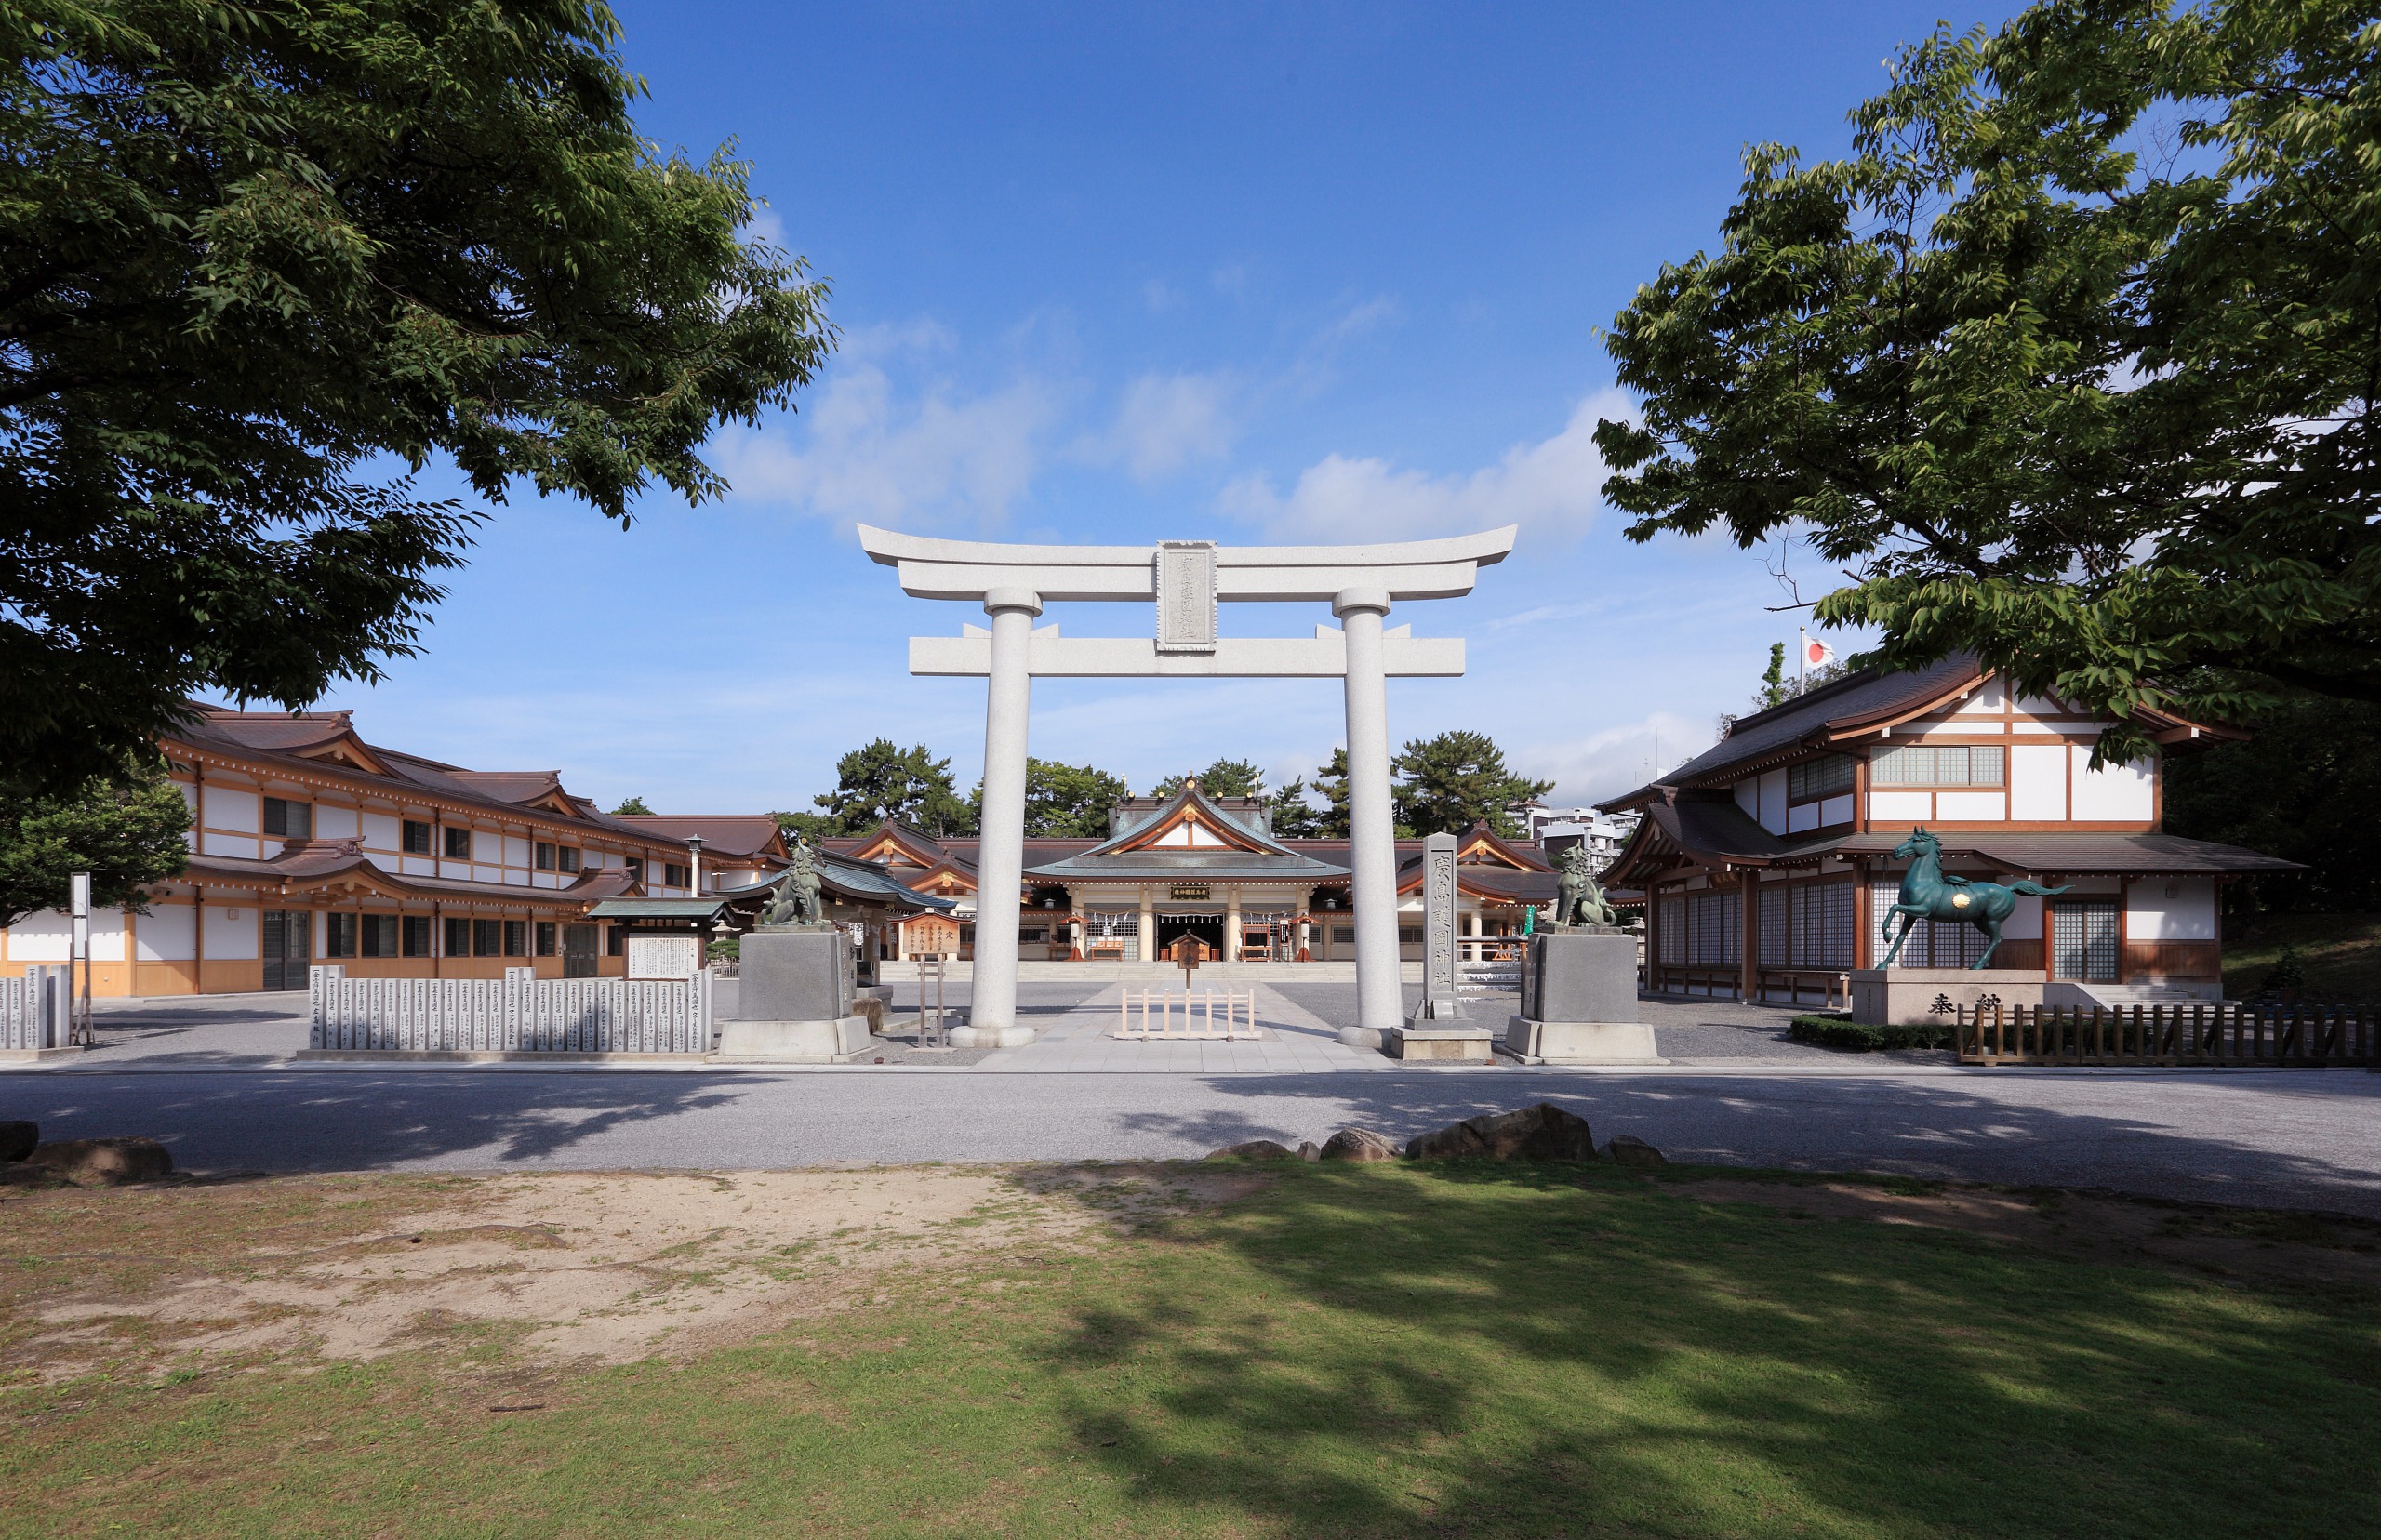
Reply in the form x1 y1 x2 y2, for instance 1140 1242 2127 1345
1336 587 1404 1040
1386 831 1494 1060
960 586 1041 1048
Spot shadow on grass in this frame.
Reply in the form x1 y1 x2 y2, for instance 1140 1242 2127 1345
1019 1160 2381 1539
1124 1069 2381 1217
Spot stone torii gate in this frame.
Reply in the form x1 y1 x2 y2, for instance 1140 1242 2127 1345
858 524 1517 1047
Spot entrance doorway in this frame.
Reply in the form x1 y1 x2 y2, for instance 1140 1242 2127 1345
1154 913 1223 955
563 923 599 978
260 909 312 990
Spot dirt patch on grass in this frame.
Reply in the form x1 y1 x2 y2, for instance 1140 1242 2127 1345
1670 1173 2381 1289
1 1162 1260 1386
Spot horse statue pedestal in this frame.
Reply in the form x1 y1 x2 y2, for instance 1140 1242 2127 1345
1849 968 2046 1027
713 926 871 1061
1502 929 1664 1065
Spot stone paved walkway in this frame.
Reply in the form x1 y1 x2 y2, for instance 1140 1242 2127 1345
973 984 1390 1073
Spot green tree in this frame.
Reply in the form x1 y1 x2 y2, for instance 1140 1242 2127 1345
1017 760 1130 839
811 740 973 836
772 810 839 844
1759 644 1789 710
1391 731 1554 838
0 766 191 929
1148 758 1266 803
1268 777 1326 840
2164 691 2381 912
1310 749 1352 840
1596 0 2381 764
610 795 654 816
2 1 834 794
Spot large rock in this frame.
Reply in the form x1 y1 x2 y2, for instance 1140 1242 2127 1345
1403 1103 1596 1162
26 1136 173 1186
1319 1127 1400 1163
0 1120 36 1162
1205 1139 1297 1161
1607 1134 1668 1168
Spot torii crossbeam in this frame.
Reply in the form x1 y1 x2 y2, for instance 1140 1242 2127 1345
858 524 1517 1046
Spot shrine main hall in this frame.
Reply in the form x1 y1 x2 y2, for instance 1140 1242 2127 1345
826 778 1557 963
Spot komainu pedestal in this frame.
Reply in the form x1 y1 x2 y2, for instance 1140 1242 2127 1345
1503 930 1662 1065
714 928 870 1061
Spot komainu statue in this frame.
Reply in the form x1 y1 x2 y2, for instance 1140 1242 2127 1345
760 842 828 928
1549 844 1620 929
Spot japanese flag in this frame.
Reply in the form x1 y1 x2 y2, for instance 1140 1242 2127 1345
1803 637 1835 669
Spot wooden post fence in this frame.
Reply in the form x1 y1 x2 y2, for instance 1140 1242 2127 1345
1955 1000 2377 1068
1114 989 1261 1041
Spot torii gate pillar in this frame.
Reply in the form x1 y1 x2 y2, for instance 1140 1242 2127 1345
858 525 1517 1047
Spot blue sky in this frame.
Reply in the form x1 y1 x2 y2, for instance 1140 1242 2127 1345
309 1 2018 817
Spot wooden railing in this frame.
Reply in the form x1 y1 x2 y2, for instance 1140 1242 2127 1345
1115 989 1260 1041
1956 1002 2377 1068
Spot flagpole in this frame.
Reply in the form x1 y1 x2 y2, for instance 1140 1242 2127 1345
1798 627 1807 689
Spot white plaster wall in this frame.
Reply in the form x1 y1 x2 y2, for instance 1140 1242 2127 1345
206 786 259 832
401 855 433 878
1788 802 1818 834
7 910 70 961
1955 677 2007 713
1819 792 1855 827
316 804 359 839
504 835 529 868
136 904 197 961
1759 769 1788 834
2015 694 2064 715
89 909 126 961
202 830 263 858
1734 778 1759 820
1870 790 1932 824
1935 790 2006 821
2070 750 2154 821
205 905 259 960
2009 744 2067 821
2129 877 2215 940
362 812 400 851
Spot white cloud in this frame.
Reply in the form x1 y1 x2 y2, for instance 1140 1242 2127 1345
1079 371 1237 480
1520 709 1712 806
712 325 1058 530
1220 388 1630 542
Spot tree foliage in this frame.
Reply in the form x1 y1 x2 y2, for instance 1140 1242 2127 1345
1016 759 1130 839
1268 777 1326 840
610 795 654 816
1147 758 1266 803
0 764 191 929
1308 749 1352 840
1 0 834 792
1391 731 1553 838
1597 0 2381 763
2164 691 2381 911
809 740 973 836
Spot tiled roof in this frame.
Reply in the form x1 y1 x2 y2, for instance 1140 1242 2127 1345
617 815 790 859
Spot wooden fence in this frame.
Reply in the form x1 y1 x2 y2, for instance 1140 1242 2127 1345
309 965 715 1055
1 966 70 1052
1956 1001 2377 1068
1115 989 1261 1041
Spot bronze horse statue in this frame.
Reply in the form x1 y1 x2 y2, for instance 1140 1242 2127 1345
1878 827 2067 969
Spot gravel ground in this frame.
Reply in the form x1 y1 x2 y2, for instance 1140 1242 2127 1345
7 1063 2378 1217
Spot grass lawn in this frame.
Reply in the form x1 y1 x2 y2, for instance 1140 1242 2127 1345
2222 910 2381 1000
5 1161 2379 1538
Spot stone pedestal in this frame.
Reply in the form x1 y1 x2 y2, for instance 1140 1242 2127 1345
1502 930 1662 1065
1385 1024 1496 1062
714 928 869 1061
1849 968 2044 1027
